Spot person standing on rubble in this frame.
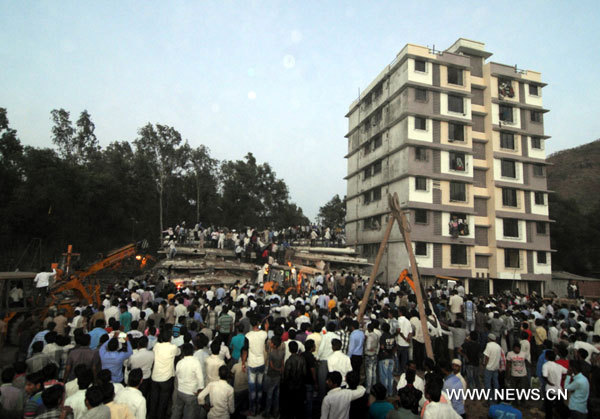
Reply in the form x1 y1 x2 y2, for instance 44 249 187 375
33 266 56 305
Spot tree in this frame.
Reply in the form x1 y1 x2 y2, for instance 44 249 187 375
74 110 100 163
186 144 218 224
134 123 186 239
51 109 75 160
318 194 346 228
0 108 24 240
220 153 303 228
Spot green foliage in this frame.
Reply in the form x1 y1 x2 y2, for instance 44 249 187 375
0 108 309 269
318 194 346 228
220 153 308 229
549 195 600 276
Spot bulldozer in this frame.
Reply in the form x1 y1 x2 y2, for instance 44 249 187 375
0 242 152 343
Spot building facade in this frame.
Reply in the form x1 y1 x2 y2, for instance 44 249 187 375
345 39 552 295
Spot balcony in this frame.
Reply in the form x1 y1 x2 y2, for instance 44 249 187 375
449 214 470 238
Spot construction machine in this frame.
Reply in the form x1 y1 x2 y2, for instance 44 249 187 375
0 242 152 342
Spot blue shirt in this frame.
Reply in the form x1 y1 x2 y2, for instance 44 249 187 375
27 330 49 357
442 374 465 415
99 340 133 384
216 287 226 300
120 311 132 332
565 373 589 413
348 329 365 357
489 403 522 419
536 349 549 378
368 400 394 419
230 333 245 360
89 327 108 350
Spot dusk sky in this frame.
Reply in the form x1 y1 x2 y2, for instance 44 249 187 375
2 1 599 220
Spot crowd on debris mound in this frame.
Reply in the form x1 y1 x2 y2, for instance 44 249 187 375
164 224 347 260
1 270 599 419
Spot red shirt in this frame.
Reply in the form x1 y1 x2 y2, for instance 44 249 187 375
523 328 532 342
556 359 569 387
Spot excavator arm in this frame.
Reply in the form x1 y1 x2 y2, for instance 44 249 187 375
75 244 136 280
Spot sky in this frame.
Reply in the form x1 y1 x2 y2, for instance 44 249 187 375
1 1 599 220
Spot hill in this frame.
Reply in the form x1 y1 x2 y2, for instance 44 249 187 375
546 138 600 276
547 139 600 214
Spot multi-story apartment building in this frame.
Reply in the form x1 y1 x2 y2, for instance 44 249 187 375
345 38 552 295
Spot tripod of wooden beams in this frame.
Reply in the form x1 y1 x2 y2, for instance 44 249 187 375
357 192 434 361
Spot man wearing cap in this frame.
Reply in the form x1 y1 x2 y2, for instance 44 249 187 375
483 333 503 399
452 359 467 390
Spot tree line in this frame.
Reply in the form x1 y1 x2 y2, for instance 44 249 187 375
0 107 310 269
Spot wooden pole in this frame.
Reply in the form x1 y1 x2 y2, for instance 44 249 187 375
389 193 434 361
357 215 395 323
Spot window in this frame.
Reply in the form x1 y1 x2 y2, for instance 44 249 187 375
449 213 469 237
536 222 547 235
500 132 515 150
414 117 427 130
372 160 382 175
447 67 463 85
502 188 518 207
449 152 466 171
451 245 468 265
534 192 545 205
415 88 427 101
504 249 520 268
415 59 426 72
531 137 542 149
363 118 370 131
498 78 515 98
363 215 381 231
448 123 464 142
363 142 371 155
415 209 428 224
372 187 382 201
415 176 427 191
415 147 428 161
529 85 539 96
373 135 382 150
415 242 427 256
499 105 514 123
531 111 542 123
533 164 545 177
537 251 547 264
363 192 370 204
448 95 464 113
501 159 516 178
450 182 466 202
363 166 372 179
503 218 519 238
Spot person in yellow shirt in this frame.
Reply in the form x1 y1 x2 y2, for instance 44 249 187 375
328 297 336 312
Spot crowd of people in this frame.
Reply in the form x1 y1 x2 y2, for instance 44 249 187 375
164 224 346 260
1 269 599 419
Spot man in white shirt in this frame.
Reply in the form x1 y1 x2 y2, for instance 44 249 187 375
64 368 94 419
198 365 234 419
205 341 226 384
326 339 352 387
129 302 141 322
241 317 269 416
172 343 204 419
483 333 503 398
448 290 464 323
149 330 179 419
33 267 56 304
396 307 413 374
127 336 154 397
320 371 366 419
422 378 461 419
317 323 340 399
114 368 146 419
